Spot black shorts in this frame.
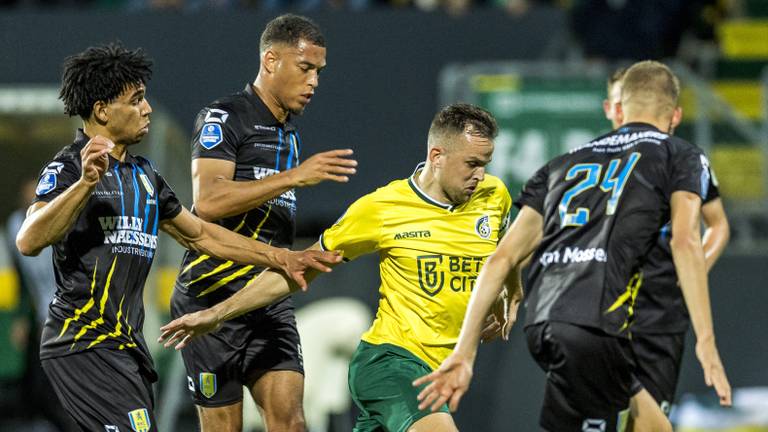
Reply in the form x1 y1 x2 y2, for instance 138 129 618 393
170 290 304 407
631 331 686 414
525 321 635 432
41 349 156 432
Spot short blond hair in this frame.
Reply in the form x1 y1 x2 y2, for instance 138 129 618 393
621 60 680 119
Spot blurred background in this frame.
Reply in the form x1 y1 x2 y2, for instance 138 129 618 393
1 0 767 431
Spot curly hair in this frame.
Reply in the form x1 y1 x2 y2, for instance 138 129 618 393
59 43 152 120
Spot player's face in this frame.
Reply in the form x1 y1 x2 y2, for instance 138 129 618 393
603 81 622 129
105 83 152 145
437 132 494 205
272 39 326 115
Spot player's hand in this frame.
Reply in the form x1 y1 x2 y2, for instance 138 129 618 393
158 308 222 350
80 135 113 186
695 338 732 406
276 249 342 290
481 287 522 342
292 149 357 187
413 351 474 413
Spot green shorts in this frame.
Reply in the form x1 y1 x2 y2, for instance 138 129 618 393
348 341 450 432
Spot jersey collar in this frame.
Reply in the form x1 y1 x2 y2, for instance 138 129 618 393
408 162 455 211
244 84 297 133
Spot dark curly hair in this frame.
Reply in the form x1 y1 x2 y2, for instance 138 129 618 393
260 14 325 53
59 43 152 120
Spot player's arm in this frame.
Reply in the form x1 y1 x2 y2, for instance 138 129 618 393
414 206 543 412
193 150 357 221
701 198 729 272
669 191 731 406
160 210 339 289
158 241 332 350
16 136 112 256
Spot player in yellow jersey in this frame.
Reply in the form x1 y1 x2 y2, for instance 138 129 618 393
159 103 520 432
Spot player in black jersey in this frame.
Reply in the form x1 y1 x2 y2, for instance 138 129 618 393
14 43 340 432
415 61 731 431
170 14 357 432
604 69 731 432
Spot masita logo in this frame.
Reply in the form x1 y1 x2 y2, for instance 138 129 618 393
394 230 431 240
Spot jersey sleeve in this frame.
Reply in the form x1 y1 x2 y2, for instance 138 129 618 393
155 172 183 220
31 155 80 204
514 163 549 215
703 162 720 204
190 106 240 162
319 193 381 261
496 179 514 238
670 146 709 199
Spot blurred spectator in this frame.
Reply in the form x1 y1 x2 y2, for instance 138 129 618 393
5 178 77 432
570 0 718 61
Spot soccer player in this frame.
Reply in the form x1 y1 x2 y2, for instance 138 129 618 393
14 43 340 432
413 61 732 432
605 69 731 432
159 103 518 432
169 14 357 432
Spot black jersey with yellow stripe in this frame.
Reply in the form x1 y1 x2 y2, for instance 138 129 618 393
34 129 182 373
517 123 710 337
174 84 299 304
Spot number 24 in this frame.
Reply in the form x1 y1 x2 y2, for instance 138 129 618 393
558 152 641 227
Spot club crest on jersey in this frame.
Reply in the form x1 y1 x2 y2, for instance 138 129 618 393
127 408 150 432
475 215 491 239
138 173 154 196
200 372 217 398
199 123 223 150
36 162 64 196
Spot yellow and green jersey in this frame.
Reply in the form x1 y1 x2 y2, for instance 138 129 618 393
320 167 512 370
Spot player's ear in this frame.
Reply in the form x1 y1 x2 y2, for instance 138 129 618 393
615 102 625 127
671 106 683 129
262 48 279 74
602 99 611 119
428 146 445 168
92 100 108 125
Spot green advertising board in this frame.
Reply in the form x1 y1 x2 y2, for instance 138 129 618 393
441 65 612 199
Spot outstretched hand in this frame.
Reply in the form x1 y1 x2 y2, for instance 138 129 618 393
412 352 474 413
696 339 732 406
279 249 342 290
293 149 357 187
158 308 222 350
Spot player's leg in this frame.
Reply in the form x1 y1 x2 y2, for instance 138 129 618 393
197 402 244 432
628 389 672 432
408 413 458 432
628 332 686 432
349 341 453 432
41 349 156 432
243 304 306 432
171 290 246 432
248 370 306 431
526 321 634 432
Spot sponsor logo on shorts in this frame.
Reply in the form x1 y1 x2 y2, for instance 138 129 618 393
660 400 671 416
105 426 120 432
200 372 217 398
128 408 151 432
475 215 491 239
187 376 195 392
582 418 606 432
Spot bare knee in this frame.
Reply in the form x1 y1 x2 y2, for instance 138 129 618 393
261 406 306 432
198 403 243 432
